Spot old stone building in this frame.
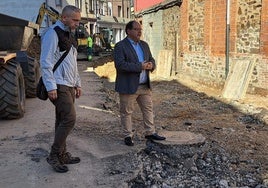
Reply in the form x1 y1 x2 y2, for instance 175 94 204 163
136 0 268 97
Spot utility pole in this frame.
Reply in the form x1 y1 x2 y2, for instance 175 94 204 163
225 0 231 79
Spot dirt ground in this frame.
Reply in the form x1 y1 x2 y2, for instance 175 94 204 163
94 59 268 186
1 56 268 187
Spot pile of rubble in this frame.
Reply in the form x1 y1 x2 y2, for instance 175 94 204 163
128 141 265 187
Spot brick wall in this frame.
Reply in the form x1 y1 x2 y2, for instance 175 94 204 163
260 0 268 55
210 0 226 55
258 0 268 94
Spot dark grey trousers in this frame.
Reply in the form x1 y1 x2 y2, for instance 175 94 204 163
50 84 76 155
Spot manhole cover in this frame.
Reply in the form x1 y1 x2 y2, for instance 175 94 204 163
154 130 206 145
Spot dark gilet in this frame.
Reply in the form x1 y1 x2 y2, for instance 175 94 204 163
54 26 78 52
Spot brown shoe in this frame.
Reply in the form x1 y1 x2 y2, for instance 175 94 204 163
47 154 68 173
60 152 80 164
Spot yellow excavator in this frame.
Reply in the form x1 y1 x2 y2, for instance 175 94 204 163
36 3 60 26
75 23 89 60
92 33 107 56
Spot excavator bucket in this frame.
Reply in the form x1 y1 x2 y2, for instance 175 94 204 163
0 13 39 52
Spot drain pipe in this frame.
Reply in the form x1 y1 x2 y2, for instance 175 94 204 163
225 0 231 79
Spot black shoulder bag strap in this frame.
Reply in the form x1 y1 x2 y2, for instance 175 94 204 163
52 48 70 72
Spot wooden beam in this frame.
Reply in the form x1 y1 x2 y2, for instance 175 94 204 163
0 53 16 65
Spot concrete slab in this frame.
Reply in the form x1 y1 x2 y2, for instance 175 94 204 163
153 50 173 80
222 59 255 100
154 130 206 145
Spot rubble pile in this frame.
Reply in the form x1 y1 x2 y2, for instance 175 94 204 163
128 141 265 187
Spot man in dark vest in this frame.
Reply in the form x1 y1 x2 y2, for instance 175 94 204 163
40 5 82 173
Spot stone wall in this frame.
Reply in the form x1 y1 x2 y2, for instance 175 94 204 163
236 0 262 54
188 0 205 52
179 0 227 88
139 0 268 95
162 5 181 74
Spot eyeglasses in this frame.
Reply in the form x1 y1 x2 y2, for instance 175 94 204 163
132 28 142 31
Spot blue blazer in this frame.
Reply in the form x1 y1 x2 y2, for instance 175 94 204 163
113 37 156 94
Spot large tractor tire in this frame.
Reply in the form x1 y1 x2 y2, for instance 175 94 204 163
24 57 40 98
0 60 26 119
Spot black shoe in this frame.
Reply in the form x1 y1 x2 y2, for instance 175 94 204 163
124 136 134 146
60 152 80 164
145 133 166 140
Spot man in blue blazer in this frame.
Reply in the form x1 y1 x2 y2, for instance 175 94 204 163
113 20 166 146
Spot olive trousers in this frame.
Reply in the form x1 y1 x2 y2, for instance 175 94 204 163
119 85 155 138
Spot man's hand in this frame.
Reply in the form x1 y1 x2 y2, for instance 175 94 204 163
48 90 57 101
75 87 82 98
142 61 153 70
